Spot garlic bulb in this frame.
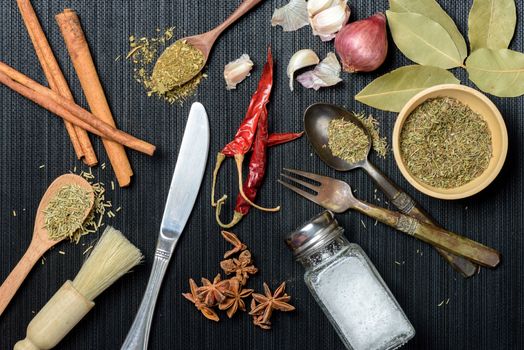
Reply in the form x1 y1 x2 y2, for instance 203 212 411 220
272 0 309 32
296 52 342 90
224 54 254 90
287 49 320 91
307 0 333 17
309 0 350 41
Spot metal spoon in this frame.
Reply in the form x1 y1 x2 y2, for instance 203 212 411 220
152 0 263 91
304 102 479 277
0 174 94 315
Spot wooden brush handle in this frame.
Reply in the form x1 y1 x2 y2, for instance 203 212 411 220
14 280 94 350
0 240 48 316
353 200 500 268
361 160 479 277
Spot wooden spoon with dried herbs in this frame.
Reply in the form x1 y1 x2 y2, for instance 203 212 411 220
151 0 263 93
0 174 94 316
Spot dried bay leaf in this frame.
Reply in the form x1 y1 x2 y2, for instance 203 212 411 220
466 48 524 97
355 65 460 112
386 11 463 69
468 0 516 52
389 0 467 61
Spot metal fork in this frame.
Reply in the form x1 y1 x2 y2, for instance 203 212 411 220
279 168 500 268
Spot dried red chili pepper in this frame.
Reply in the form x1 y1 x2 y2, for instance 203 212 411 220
216 130 303 228
267 132 303 148
211 48 276 212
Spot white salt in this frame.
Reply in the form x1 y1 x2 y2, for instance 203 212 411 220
313 255 414 350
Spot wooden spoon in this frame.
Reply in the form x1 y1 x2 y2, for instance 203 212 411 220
0 174 94 316
152 0 263 91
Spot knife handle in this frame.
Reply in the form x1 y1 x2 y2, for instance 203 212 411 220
121 249 171 350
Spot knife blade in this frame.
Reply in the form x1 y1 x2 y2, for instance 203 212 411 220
121 102 210 350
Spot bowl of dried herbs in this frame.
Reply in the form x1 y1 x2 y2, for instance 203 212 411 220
393 84 508 200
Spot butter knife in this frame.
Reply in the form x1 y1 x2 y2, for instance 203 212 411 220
121 102 210 350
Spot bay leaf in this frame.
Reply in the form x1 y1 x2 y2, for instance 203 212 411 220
468 0 517 52
466 48 524 97
386 11 463 69
389 0 467 61
355 65 460 112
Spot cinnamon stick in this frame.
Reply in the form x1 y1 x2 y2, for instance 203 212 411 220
17 0 97 166
56 9 132 187
0 63 155 156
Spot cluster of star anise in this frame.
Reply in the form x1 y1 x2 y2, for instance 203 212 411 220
182 231 295 329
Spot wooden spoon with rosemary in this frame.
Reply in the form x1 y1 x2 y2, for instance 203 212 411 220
0 174 94 316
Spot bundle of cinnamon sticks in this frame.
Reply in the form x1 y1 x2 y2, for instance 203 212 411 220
4 1 155 187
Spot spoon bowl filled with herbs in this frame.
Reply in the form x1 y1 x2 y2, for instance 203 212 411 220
393 84 508 200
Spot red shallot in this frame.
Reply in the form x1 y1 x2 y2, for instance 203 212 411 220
334 13 388 73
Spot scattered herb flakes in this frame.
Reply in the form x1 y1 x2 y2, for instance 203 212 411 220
400 97 492 188
355 113 389 158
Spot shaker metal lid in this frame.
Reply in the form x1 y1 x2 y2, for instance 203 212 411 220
285 210 340 258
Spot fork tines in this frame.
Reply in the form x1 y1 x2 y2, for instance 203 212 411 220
278 168 324 203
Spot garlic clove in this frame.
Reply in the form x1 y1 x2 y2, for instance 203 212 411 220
287 49 320 91
296 52 342 90
310 0 350 41
271 0 310 32
307 0 333 17
224 54 254 90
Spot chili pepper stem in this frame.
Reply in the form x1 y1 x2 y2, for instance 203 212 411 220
215 197 244 228
235 154 280 212
211 152 226 207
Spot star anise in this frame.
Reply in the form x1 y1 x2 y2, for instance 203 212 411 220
249 282 295 329
221 230 247 258
250 299 271 330
196 274 230 306
219 277 253 318
220 250 258 285
182 278 219 322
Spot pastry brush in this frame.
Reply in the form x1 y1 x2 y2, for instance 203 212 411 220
14 226 143 350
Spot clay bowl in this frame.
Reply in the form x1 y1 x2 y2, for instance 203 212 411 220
393 84 508 200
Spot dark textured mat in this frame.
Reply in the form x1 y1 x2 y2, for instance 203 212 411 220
1 0 523 349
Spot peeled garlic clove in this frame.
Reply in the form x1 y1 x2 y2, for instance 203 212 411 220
310 0 350 41
224 54 254 90
287 49 320 91
271 0 309 32
307 0 333 17
296 52 342 90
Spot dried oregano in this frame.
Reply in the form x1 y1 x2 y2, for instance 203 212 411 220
400 97 492 188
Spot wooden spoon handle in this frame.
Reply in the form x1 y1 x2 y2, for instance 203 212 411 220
353 201 500 268
210 0 264 37
361 160 479 277
0 240 48 316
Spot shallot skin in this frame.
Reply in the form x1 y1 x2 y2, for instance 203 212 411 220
335 13 388 73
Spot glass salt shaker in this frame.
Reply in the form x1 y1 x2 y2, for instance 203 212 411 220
286 211 415 350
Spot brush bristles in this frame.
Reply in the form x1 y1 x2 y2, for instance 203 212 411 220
72 226 143 301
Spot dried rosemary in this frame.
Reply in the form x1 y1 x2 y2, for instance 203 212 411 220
327 119 370 164
44 185 92 242
400 97 492 188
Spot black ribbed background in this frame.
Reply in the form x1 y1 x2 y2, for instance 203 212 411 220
1 1 523 349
